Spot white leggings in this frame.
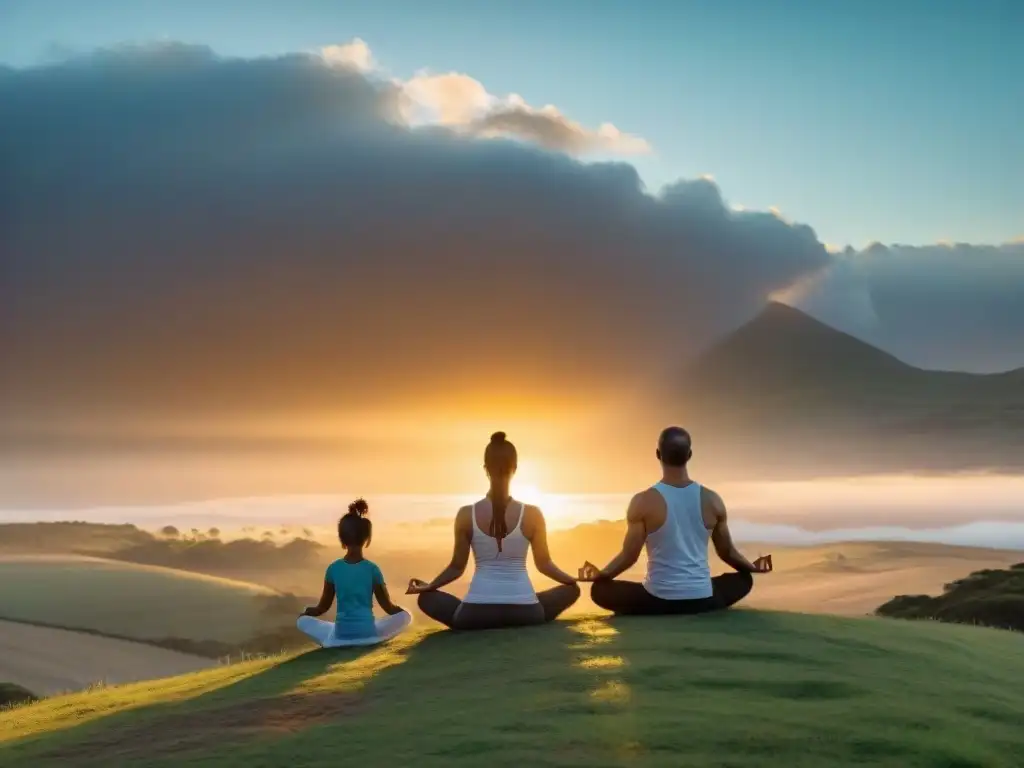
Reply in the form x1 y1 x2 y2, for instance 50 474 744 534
296 610 413 648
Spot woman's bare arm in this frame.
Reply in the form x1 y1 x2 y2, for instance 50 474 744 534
528 507 577 585
302 580 336 616
408 507 472 593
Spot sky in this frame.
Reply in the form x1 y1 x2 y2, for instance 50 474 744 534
0 0 1020 248
1 0 1022 504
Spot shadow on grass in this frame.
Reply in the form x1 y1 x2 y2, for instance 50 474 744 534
0 641 381 765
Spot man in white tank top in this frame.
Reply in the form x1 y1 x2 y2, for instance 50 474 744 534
580 427 773 615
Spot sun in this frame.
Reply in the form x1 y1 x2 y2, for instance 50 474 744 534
511 482 545 504
510 478 571 524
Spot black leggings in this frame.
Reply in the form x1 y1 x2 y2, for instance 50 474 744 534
590 571 753 616
417 583 581 630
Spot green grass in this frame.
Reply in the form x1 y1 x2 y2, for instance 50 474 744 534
1 611 1023 767
0 557 277 643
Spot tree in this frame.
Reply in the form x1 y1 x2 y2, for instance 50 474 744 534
160 525 180 539
207 527 221 539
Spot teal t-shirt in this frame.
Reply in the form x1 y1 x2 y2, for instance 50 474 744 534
326 558 383 639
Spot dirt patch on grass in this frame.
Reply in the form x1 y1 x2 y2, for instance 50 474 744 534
39 690 364 764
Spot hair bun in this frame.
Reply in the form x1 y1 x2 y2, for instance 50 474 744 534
347 498 369 517
490 431 507 444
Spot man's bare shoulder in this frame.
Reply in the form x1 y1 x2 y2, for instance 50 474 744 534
627 487 662 520
633 487 663 506
700 485 726 513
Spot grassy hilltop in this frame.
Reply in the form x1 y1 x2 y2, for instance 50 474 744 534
2 611 1023 767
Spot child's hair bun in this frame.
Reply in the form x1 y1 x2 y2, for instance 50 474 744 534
347 498 369 517
490 431 507 444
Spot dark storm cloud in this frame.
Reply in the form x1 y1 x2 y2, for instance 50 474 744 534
1 44 829 425
788 242 1024 372
3 43 1020 437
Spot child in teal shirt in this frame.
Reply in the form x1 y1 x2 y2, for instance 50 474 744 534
297 499 412 646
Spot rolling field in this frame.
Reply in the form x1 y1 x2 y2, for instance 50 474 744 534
0 555 278 643
1 610 1022 767
737 541 1024 616
0 620 216 697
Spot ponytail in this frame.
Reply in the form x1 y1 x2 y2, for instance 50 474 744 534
338 498 372 548
484 432 516 552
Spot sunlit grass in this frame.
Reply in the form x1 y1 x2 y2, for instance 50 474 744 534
589 679 631 704
290 629 424 695
575 655 625 670
0 654 286 744
567 618 619 648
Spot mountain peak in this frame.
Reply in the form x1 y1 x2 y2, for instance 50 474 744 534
751 300 830 330
689 300 912 382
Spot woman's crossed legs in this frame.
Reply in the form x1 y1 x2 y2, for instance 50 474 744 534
418 583 581 630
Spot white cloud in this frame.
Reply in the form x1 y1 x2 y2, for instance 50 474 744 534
467 99 652 155
320 38 374 72
321 39 651 156
400 71 492 125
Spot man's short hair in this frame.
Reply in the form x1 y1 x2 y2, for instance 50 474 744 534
658 426 692 467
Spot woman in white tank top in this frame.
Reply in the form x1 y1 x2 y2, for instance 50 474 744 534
408 432 581 630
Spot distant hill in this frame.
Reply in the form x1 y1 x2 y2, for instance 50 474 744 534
0 683 36 709
0 522 325 585
0 522 152 557
677 302 1024 476
877 562 1024 633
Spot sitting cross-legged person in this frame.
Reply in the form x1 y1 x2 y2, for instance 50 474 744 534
407 431 581 630
579 426 773 615
297 499 412 647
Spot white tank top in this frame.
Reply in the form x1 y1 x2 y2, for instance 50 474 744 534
642 482 713 600
462 500 538 605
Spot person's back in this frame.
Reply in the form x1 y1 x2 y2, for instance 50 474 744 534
464 499 536 604
580 426 773 615
297 498 412 647
642 482 713 600
408 431 582 630
326 557 382 639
